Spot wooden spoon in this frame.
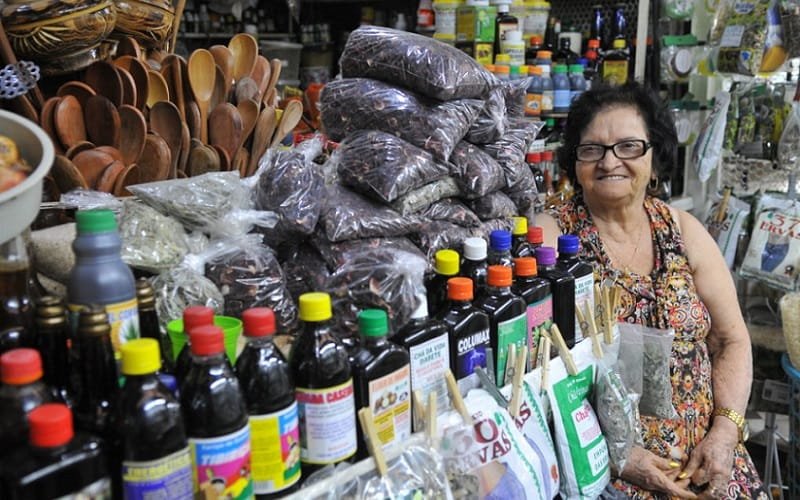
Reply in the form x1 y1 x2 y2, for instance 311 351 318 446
118 105 147 166
146 70 169 108
212 145 230 172
169 0 187 54
54 95 87 149
149 100 183 178
187 49 215 144
94 146 124 163
116 66 137 107
65 141 95 160
84 95 121 148
250 56 271 103
113 163 140 196
114 56 149 111
138 134 171 182
209 45 234 97
234 76 258 105
85 61 124 106
265 58 282 103
270 100 303 148
208 102 242 162
228 33 258 85
263 87 276 108
186 101 202 140
234 147 249 177
209 64 227 114
237 99 259 150
178 121 190 174
40 97 63 153
51 154 88 192
247 106 275 176
56 81 96 109
117 37 143 60
96 160 125 192
72 148 115 187
187 141 219 176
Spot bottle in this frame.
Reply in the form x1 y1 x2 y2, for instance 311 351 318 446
494 64 511 81
476 266 527 384
524 66 543 118
535 247 576 347
569 63 587 102
537 52 554 114
289 293 356 475
119 339 193 499
417 0 434 30
68 209 139 356
509 65 521 80
590 4 604 47
525 35 543 65
0 235 35 353
180 325 252 497
0 348 52 451
426 249 460 317
34 296 71 405
554 37 579 66
556 234 595 345
502 30 525 66
494 4 519 59
584 38 602 72
526 151 544 192
602 38 629 85
461 237 489 300
174 306 215 386
0 404 110 498
488 229 513 267
393 293 451 428
542 149 556 185
611 3 627 44
512 257 552 368
135 278 174 375
543 14 558 51
511 216 532 258
235 308 300 498
352 309 411 457
552 64 571 113
527 226 545 250
494 53 511 72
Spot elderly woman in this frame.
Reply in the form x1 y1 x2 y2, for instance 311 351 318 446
537 83 767 499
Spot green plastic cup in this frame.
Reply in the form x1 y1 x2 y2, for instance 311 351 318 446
166 315 243 364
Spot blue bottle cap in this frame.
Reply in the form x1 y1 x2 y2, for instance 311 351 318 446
489 230 512 251
557 234 580 255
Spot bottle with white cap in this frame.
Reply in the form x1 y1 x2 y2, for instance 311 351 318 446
461 237 489 300
502 30 525 66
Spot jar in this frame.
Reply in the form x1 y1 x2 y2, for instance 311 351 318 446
523 0 549 40
112 0 175 50
433 0 462 40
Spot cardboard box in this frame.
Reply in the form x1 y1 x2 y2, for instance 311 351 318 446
455 41 494 65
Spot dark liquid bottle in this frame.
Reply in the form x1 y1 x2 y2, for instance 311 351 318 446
0 404 111 498
535 247 576 347
34 296 72 405
180 324 252 497
440 278 491 396
289 292 356 478
0 235 35 354
476 266 528 384
511 216 532 259
488 230 514 267
527 226 545 251
494 4 519 60
512 257 552 369
119 338 193 498
352 309 411 459
556 234 595 345
0 348 52 453
174 306 215 387
461 237 488 301
135 278 175 375
235 308 300 498
426 249 460 318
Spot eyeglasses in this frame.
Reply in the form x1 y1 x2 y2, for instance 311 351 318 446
575 140 652 162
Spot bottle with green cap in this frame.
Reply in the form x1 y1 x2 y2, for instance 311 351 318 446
289 292 356 476
68 209 139 356
118 338 192 498
425 249 460 317
511 216 533 258
351 308 410 459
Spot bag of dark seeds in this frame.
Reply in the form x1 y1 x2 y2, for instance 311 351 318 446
277 243 331 302
333 130 451 204
340 25 497 101
413 220 474 260
449 141 507 199
465 88 507 145
320 78 483 162
312 235 425 271
470 192 518 220
390 177 462 215
475 218 516 237
421 199 481 228
481 119 544 188
501 78 532 118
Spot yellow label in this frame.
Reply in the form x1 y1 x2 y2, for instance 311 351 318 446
602 60 629 85
250 402 301 494
69 298 140 355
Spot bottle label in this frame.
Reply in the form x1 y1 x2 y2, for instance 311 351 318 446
250 402 301 494
574 273 595 344
455 328 490 395
368 364 412 447
59 477 112 499
602 60 629 85
541 90 554 112
296 380 357 464
554 88 571 111
122 447 194 499
495 312 528 384
525 93 542 117
409 333 451 420
68 298 140 355
527 295 553 368
189 425 253 500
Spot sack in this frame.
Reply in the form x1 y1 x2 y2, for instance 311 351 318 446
501 78 532 118
481 119 544 188
703 192 750 269
740 194 800 291
449 141 507 199
618 323 677 419
465 88 507 145
321 185 424 242
470 192 518 220
421 199 482 228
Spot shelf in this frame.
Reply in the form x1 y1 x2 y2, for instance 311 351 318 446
179 32 293 40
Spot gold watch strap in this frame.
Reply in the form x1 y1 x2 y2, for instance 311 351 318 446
713 407 745 439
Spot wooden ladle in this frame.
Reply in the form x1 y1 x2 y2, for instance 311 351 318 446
146 70 170 108
118 105 147 166
54 95 87 149
270 100 303 148
84 95 121 149
209 45 234 97
228 33 258 85
247 106 275 176
208 102 242 162
150 100 184 178
187 49 215 144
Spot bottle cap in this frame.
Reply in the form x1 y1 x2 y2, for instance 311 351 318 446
183 306 215 332
358 309 389 337
526 152 542 163
542 150 554 161
484 64 496 73
529 65 543 76
34 295 66 329
569 64 585 73
189 325 225 356
535 246 557 265
557 234 580 254
512 216 528 236
612 38 626 49
509 66 520 78
121 338 161 376
0 348 42 385
299 292 332 322
75 209 117 234
77 305 111 338
435 249 460 276
495 65 510 75
553 64 568 73
410 293 429 320
463 237 487 261
242 307 276 337
577 57 589 67
447 277 473 301
529 35 543 46
514 257 538 277
487 265 513 287
490 230 512 251
527 226 544 244
518 65 528 74
28 404 73 448
588 39 600 48
135 278 156 311
536 50 552 60
495 54 511 64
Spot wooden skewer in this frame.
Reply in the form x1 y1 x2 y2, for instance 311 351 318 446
445 370 472 425
539 336 551 395
583 302 604 359
550 324 578 376
504 343 517 386
358 407 388 477
602 285 614 345
509 345 528 418
412 389 426 431
427 391 437 440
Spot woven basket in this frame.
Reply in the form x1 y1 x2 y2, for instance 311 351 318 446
780 292 800 368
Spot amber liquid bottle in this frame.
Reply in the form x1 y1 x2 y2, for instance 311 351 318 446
174 306 215 387
34 296 72 405
0 235 35 354
135 278 175 375
0 348 52 453
426 249 460 318
512 257 552 369
535 247 576 347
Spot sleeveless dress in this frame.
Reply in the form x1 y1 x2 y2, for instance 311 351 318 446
550 194 769 499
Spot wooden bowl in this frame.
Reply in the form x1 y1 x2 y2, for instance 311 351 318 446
111 0 174 50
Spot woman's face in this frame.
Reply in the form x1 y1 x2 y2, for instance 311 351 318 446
575 105 653 208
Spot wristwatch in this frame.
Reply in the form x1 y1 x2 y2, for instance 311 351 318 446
713 407 750 442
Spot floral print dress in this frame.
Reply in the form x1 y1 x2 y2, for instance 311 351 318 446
550 194 769 499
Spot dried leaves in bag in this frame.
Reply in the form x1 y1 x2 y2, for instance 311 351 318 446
501 78 532 118
476 217 515 237
120 199 190 273
320 78 482 162
449 141 506 199
465 88 507 145
481 119 544 188
504 163 538 215
594 365 638 473
339 25 497 101
333 130 451 203
390 177 461 215
152 266 224 329
470 191 518 220
421 198 481 228
312 235 425 271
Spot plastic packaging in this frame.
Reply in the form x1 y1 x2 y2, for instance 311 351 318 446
469 191 518 220
278 244 331 301
321 185 424 242
618 323 678 419
740 194 800 291
465 87 507 145
312 236 425 272
119 199 190 273
481 119 544 188
421 199 482 228
390 177 462 216
501 77 533 117
449 141 507 199
413 221 474 261
151 267 224 333
703 192 751 269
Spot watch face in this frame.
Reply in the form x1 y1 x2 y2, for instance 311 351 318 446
742 422 750 442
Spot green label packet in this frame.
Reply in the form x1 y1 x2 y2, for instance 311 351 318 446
495 312 528 383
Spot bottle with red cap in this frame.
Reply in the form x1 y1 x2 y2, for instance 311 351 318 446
174 306 215 386
0 348 52 451
476 266 528 384
180 325 252 498
440 278 491 395
234 307 300 498
512 257 552 369
527 226 545 251
526 151 545 195
0 403 111 498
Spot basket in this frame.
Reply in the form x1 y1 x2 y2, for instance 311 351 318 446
781 354 800 498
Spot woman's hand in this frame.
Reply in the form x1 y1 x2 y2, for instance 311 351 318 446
679 422 737 498
620 446 697 498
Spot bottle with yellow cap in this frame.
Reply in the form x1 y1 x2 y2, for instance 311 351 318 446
118 338 193 498
0 348 52 451
511 216 533 258
289 292 356 476
426 249 460 317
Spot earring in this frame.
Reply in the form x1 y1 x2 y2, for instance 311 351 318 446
649 177 659 191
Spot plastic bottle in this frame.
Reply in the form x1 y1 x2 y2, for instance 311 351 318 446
526 151 544 193
590 4 604 48
494 4 519 58
569 63 587 102
552 64 571 113
512 257 552 368
352 309 411 457
494 53 511 71
602 38 629 85
509 65 521 80
34 296 71 404
180 324 252 497
68 209 139 355
502 29 525 66
0 404 111 498
556 234 594 345
426 249 460 317
0 348 52 451
476 266 527 383
440 278 491 395
488 230 514 267
119 339 193 499
461 237 489 300
554 37 579 66
235 307 300 498
417 0 434 30
527 226 545 250
584 38 601 72
537 51 554 114
135 278 174 375
535 247 576 347
289 293 356 475
174 306 215 386
494 64 511 81
0 235 35 353
525 35 543 65
511 216 532 258
524 65 543 118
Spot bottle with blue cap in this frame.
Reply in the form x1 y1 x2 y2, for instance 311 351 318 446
535 246 576 347
556 234 594 344
461 237 489 300
488 230 514 267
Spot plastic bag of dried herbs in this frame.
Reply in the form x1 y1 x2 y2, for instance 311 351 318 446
421 199 482 228
332 130 451 204
413 220 474 260
504 160 539 216
481 119 545 188
390 177 462 215
119 199 190 273
277 243 331 302
501 78 532 118
339 25 497 101
320 78 483 162
465 88 507 145
617 323 677 420
475 218 515 237
470 191 518 220
151 266 225 332
312 234 425 271
449 141 507 199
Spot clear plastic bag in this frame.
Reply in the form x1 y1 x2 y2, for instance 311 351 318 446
59 188 124 212
119 199 190 273
413 220 474 260
320 78 483 162
340 25 497 101
692 91 730 182
390 177 461 215
501 78 532 118
504 160 539 215
277 243 331 303
476 218 515 236
151 266 225 329
594 354 638 473
421 199 482 228
333 130 451 203
449 141 507 199
465 88 507 145
618 323 677 419
312 235 425 271
470 191 518 220
481 119 544 188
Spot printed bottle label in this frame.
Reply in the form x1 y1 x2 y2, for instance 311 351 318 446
368 364 412 447
541 90 554 112
68 298 140 354
554 89 571 111
573 273 595 344
122 447 193 500
527 295 553 368
296 379 357 465
602 60 629 85
495 312 529 383
58 477 112 499
250 402 301 495
525 93 542 117
409 333 451 420
189 425 253 500
455 328 490 395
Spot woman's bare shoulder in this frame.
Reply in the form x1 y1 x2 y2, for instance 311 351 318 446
535 213 561 248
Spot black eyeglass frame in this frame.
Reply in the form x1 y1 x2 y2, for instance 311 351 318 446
574 139 652 162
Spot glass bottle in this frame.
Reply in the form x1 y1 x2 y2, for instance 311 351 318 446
602 38 629 85
535 247 576 347
0 348 52 451
34 296 71 404
556 234 595 345
494 4 519 59
174 306 215 387
135 278 174 375
461 237 489 300
0 235 35 353
512 257 552 369
511 216 532 258
488 230 513 267
426 249 460 317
